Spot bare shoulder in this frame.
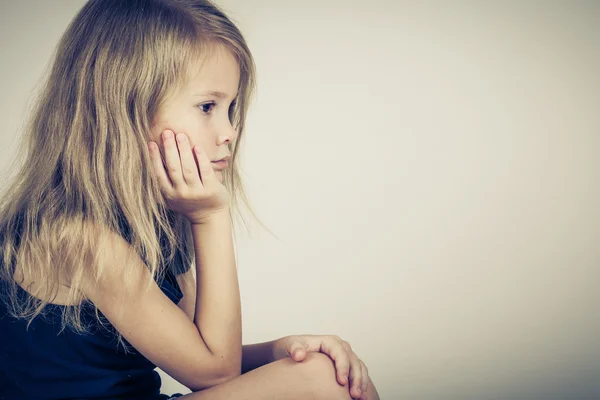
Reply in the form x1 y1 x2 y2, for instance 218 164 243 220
77 223 155 311
77 223 144 297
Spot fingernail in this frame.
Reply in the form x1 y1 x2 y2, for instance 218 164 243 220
163 130 173 139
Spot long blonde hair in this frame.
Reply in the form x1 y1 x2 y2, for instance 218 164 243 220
0 0 262 332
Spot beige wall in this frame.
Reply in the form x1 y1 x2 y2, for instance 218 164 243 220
1 1 599 398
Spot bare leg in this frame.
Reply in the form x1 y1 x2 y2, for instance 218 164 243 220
174 352 380 400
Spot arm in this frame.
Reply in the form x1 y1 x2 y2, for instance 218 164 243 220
81 215 241 391
176 261 272 375
191 214 242 371
178 267 271 375
176 259 272 375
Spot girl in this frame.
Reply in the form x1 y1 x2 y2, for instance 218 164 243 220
0 1 380 400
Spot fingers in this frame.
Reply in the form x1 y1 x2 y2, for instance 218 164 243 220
346 349 364 399
161 130 185 187
282 335 372 400
336 338 368 400
359 361 369 400
149 130 217 189
175 133 201 186
193 142 217 185
289 342 307 361
148 141 172 194
321 337 350 386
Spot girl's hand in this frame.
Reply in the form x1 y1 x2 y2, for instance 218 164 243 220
273 335 371 400
148 130 230 224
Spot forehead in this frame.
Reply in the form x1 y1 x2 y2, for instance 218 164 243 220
184 46 240 97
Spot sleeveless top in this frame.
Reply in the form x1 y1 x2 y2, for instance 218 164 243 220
0 270 184 400
0 222 190 400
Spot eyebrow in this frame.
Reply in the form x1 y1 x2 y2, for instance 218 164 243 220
194 91 237 99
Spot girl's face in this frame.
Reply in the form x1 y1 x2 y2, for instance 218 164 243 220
151 47 240 182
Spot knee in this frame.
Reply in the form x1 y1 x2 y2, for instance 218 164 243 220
293 352 353 400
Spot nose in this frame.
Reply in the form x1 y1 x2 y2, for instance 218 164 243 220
216 123 237 146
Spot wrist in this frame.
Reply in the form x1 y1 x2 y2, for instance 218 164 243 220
189 209 230 226
241 340 280 374
270 337 286 363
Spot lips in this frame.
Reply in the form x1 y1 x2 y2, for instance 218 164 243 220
211 159 229 170
212 155 231 162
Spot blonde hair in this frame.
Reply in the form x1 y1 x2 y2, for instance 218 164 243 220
0 0 264 332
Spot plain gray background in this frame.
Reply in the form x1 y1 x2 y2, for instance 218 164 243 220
1 1 599 399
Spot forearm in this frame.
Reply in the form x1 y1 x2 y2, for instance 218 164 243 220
191 212 242 376
242 340 277 374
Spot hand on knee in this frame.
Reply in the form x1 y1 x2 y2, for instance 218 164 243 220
294 353 354 400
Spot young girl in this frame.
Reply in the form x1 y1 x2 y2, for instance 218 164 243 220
0 1 380 399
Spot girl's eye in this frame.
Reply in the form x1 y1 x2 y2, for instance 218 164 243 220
198 100 237 120
198 102 216 114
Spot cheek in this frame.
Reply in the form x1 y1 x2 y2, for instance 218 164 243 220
149 126 164 143
150 119 193 143
187 135 214 154
183 122 213 149
151 105 193 140
150 115 173 142
151 110 212 149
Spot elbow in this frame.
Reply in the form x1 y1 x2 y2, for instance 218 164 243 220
193 370 239 390
187 358 241 391
210 363 242 387
187 372 240 392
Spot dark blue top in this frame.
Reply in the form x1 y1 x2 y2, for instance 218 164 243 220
0 269 184 400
